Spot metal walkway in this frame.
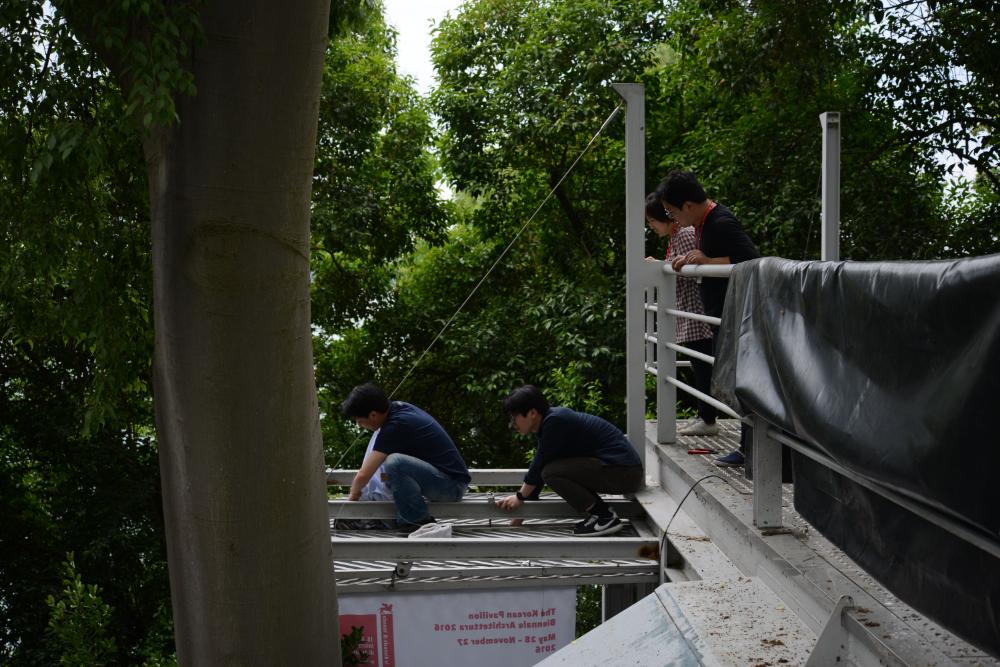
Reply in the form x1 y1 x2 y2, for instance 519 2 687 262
648 419 997 666
327 422 997 664
328 485 661 593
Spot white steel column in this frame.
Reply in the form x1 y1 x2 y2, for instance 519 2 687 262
751 417 783 529
820 112 841 261
614 83 646 467
657 272 677 444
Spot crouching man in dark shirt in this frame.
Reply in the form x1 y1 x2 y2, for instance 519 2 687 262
342 383 471 533
496 385 644 537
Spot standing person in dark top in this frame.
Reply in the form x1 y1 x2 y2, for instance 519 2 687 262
496 385 644 537
645 193 718 436
658 171 760 467
342 383 470 532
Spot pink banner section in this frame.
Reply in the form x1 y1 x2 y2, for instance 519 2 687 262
339 587 576 666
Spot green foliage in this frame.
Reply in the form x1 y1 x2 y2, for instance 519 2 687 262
0 4 173 665
314 0 666 468
310 12 451 459
575 585 601 638
862 0 1000 195
311 11 447 333
647 0 953 261
2 0 998 661
431 0 665 274
45 553 118 666
340 626 369 667
53 0 202 131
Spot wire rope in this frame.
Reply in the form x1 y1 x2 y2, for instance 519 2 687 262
330 103 624 473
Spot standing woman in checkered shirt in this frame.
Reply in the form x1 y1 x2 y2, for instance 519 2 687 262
644 193 719 437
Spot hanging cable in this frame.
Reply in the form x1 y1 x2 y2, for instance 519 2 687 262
384 103 623 402
330 103 623 472
658 474 725 584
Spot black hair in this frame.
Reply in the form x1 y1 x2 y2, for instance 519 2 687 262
503 384 550 417
341 382 390 417
656 171 707 209
644 192 670 222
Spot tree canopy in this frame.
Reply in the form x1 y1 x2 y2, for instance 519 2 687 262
1 0 997 663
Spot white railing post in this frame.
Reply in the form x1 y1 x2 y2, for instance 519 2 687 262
614 83 646 468
751 416 783 529
657 271 677 444
820 112 841 262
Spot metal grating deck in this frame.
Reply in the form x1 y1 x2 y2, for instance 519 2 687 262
331 493 660 592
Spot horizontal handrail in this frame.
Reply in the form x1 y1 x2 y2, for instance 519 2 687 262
768 429 1000 561
327 469 527 486
667 342 714 365
664 376 741 420
664 308 721 327
328 498 643 520
661 262 734 278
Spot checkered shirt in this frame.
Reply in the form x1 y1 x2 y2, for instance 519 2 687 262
665 226 713 344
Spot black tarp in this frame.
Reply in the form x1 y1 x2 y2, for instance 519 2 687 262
712 255 1000 657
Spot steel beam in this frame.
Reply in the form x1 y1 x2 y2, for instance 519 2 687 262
613 82 646 468
328 498 643 520
820 111 841 261
335 572 657 593
330 536 658 561
328 468 527 486
335 561 657 582
751 418 783 529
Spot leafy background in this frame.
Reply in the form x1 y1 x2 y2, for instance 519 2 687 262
1 0 997 662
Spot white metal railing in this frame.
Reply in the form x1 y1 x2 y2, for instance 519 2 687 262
637 237 1000 555
621 87 1000 564
642 261 740 446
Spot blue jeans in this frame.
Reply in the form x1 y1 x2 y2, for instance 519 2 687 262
382 453 467 525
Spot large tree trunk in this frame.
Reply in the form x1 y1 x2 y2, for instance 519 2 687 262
143 1 338 663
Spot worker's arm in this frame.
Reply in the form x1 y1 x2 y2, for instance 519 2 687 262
496 482 538 511
348 450 388 501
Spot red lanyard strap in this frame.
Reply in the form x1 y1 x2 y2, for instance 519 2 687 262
694 201 716 249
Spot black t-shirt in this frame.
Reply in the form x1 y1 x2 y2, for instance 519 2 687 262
373 402 471 484
698 203 760 318
524 407 642 487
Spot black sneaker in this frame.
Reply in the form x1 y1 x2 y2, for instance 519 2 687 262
572 510 623 537
714 451 745 467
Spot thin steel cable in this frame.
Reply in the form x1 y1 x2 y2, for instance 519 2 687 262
659 474 725 584
330 103 623 474
385 103 623 401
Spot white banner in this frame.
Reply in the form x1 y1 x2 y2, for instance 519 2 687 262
338 587 576 667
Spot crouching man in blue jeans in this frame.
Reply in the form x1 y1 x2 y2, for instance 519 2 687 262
342 383 470 533
496 385 644 537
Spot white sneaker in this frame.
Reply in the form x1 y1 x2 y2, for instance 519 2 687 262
678 418 719 436
408 522 453 539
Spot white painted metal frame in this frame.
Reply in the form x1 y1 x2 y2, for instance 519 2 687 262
614 82 647 467
751 417 782 529
328 468 527 486
328 498 643 520
331 536 658 561
820 111 841 262
768 428 1000 561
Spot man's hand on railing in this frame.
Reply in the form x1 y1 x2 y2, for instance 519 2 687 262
671 248 705 271
673 250 734 272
